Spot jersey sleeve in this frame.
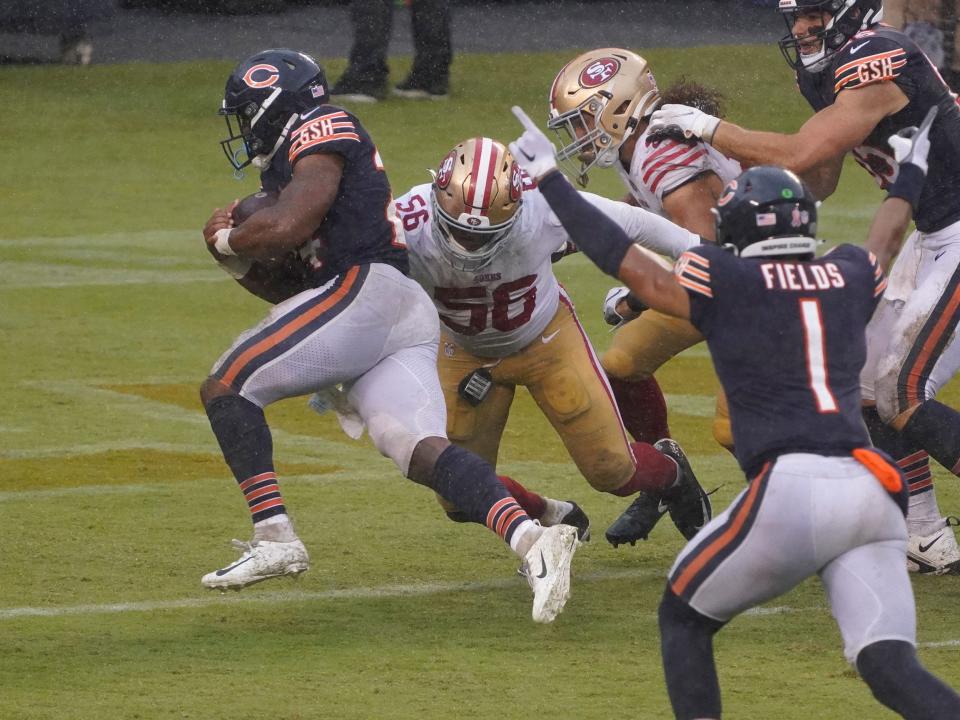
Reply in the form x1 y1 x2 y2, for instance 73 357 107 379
287 109 362 165
640 137 712 202
833 35 908 95
674 245 722 334
576 191 701 259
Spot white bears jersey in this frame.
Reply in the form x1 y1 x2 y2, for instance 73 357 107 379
397 182 678 358
617 128 742 214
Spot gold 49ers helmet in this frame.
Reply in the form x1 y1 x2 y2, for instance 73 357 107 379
431 136 524 272
548 48 661 186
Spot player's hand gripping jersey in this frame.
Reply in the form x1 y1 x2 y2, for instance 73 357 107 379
677 243 887 476
259 105 408 284
798 24 960 232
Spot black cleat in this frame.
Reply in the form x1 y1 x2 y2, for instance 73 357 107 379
655 439 712 540
559 501 591 542
605 491 667 547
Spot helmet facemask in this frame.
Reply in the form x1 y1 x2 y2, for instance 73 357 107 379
777 0 884 72
430 137 524 273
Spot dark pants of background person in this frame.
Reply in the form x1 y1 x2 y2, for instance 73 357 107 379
348 0 451 88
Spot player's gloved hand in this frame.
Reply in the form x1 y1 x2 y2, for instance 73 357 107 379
509 105 558 180
888 105 938 174
647 104 721 143
603 286 646 329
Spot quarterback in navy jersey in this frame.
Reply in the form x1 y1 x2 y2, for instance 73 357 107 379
194 50 583 626
509 105 960 718
646 0 960 574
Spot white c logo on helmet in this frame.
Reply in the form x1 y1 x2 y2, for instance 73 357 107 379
243 64 281 89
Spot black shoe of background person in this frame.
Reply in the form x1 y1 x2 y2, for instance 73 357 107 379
654 439 712 540
393 73 449 100
330 72 387 103
605 492 667 547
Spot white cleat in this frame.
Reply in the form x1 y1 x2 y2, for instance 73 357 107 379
520 524 580 623
201 538 310 590
907 517 960 575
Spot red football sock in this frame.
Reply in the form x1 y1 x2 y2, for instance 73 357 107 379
498 475 547 519
607 375 670 444
609 442 678 497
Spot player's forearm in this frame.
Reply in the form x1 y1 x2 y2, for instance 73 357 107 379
226 210 311 260
864 196 912 271
712 122 822 174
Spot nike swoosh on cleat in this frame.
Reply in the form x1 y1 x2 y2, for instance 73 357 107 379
541 330 561 344
918 534 943 553
657 500 670 514
215 556 254 576
850 41 870 53
536 551 548 578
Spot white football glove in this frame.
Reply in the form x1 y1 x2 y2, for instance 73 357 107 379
509 105 558 180
603 286 632 328
888 105 938 175
647 103 721 143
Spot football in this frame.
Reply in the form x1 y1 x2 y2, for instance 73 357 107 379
230 189 311 304
232 189 279 225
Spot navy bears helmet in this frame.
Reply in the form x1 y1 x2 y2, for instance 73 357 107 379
777 0 884 71
714 165 820 259
220 48 328 171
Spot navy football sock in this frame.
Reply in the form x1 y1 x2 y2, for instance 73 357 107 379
902 400 960 476
658 587 725 720
857 640 960 719
205 394 286 522
863 406 933 495
430 445 530 547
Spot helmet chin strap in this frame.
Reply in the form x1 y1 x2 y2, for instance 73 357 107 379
252 113 299 170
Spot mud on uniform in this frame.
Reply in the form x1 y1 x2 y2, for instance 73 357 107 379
210 105 446 474
609 128 742 447
798 24 960 422
397 182 649 492
667 243 915 663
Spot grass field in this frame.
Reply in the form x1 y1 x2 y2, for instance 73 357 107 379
1 44 958 719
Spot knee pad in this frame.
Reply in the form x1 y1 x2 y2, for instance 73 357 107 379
541 366 591 421
600 347 639 380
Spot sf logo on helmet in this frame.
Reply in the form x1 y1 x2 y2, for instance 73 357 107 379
242 64 281 89
509 162 523 202
436 150 456 190
580 58 621 88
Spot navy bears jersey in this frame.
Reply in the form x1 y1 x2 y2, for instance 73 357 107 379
259 104 408 285
676 243 886 476
798 24 960 233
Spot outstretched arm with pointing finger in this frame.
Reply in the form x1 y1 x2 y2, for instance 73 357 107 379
509 106 692 320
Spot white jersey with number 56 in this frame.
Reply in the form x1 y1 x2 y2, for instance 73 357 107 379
396 181 693 358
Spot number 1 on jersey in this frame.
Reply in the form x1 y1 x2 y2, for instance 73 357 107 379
799 298 839 413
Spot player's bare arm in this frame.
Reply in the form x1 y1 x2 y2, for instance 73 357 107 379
711 80 907 174
618 246 691 319
864 197 913 271
206 153 345 261
661 173 724 239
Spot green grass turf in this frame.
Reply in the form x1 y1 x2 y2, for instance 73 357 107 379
1 46 958 719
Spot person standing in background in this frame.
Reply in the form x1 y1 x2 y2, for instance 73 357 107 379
330 0 451 102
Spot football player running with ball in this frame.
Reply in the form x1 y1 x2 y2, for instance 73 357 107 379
394 136 711 545
509 103 960 719
199 48 576 623
547 49 742 547
648 0 960 574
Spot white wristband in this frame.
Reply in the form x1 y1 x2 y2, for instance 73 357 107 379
213 228 236 256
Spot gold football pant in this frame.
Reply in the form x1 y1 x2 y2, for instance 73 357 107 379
600 308 734 451
436 296 637 513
